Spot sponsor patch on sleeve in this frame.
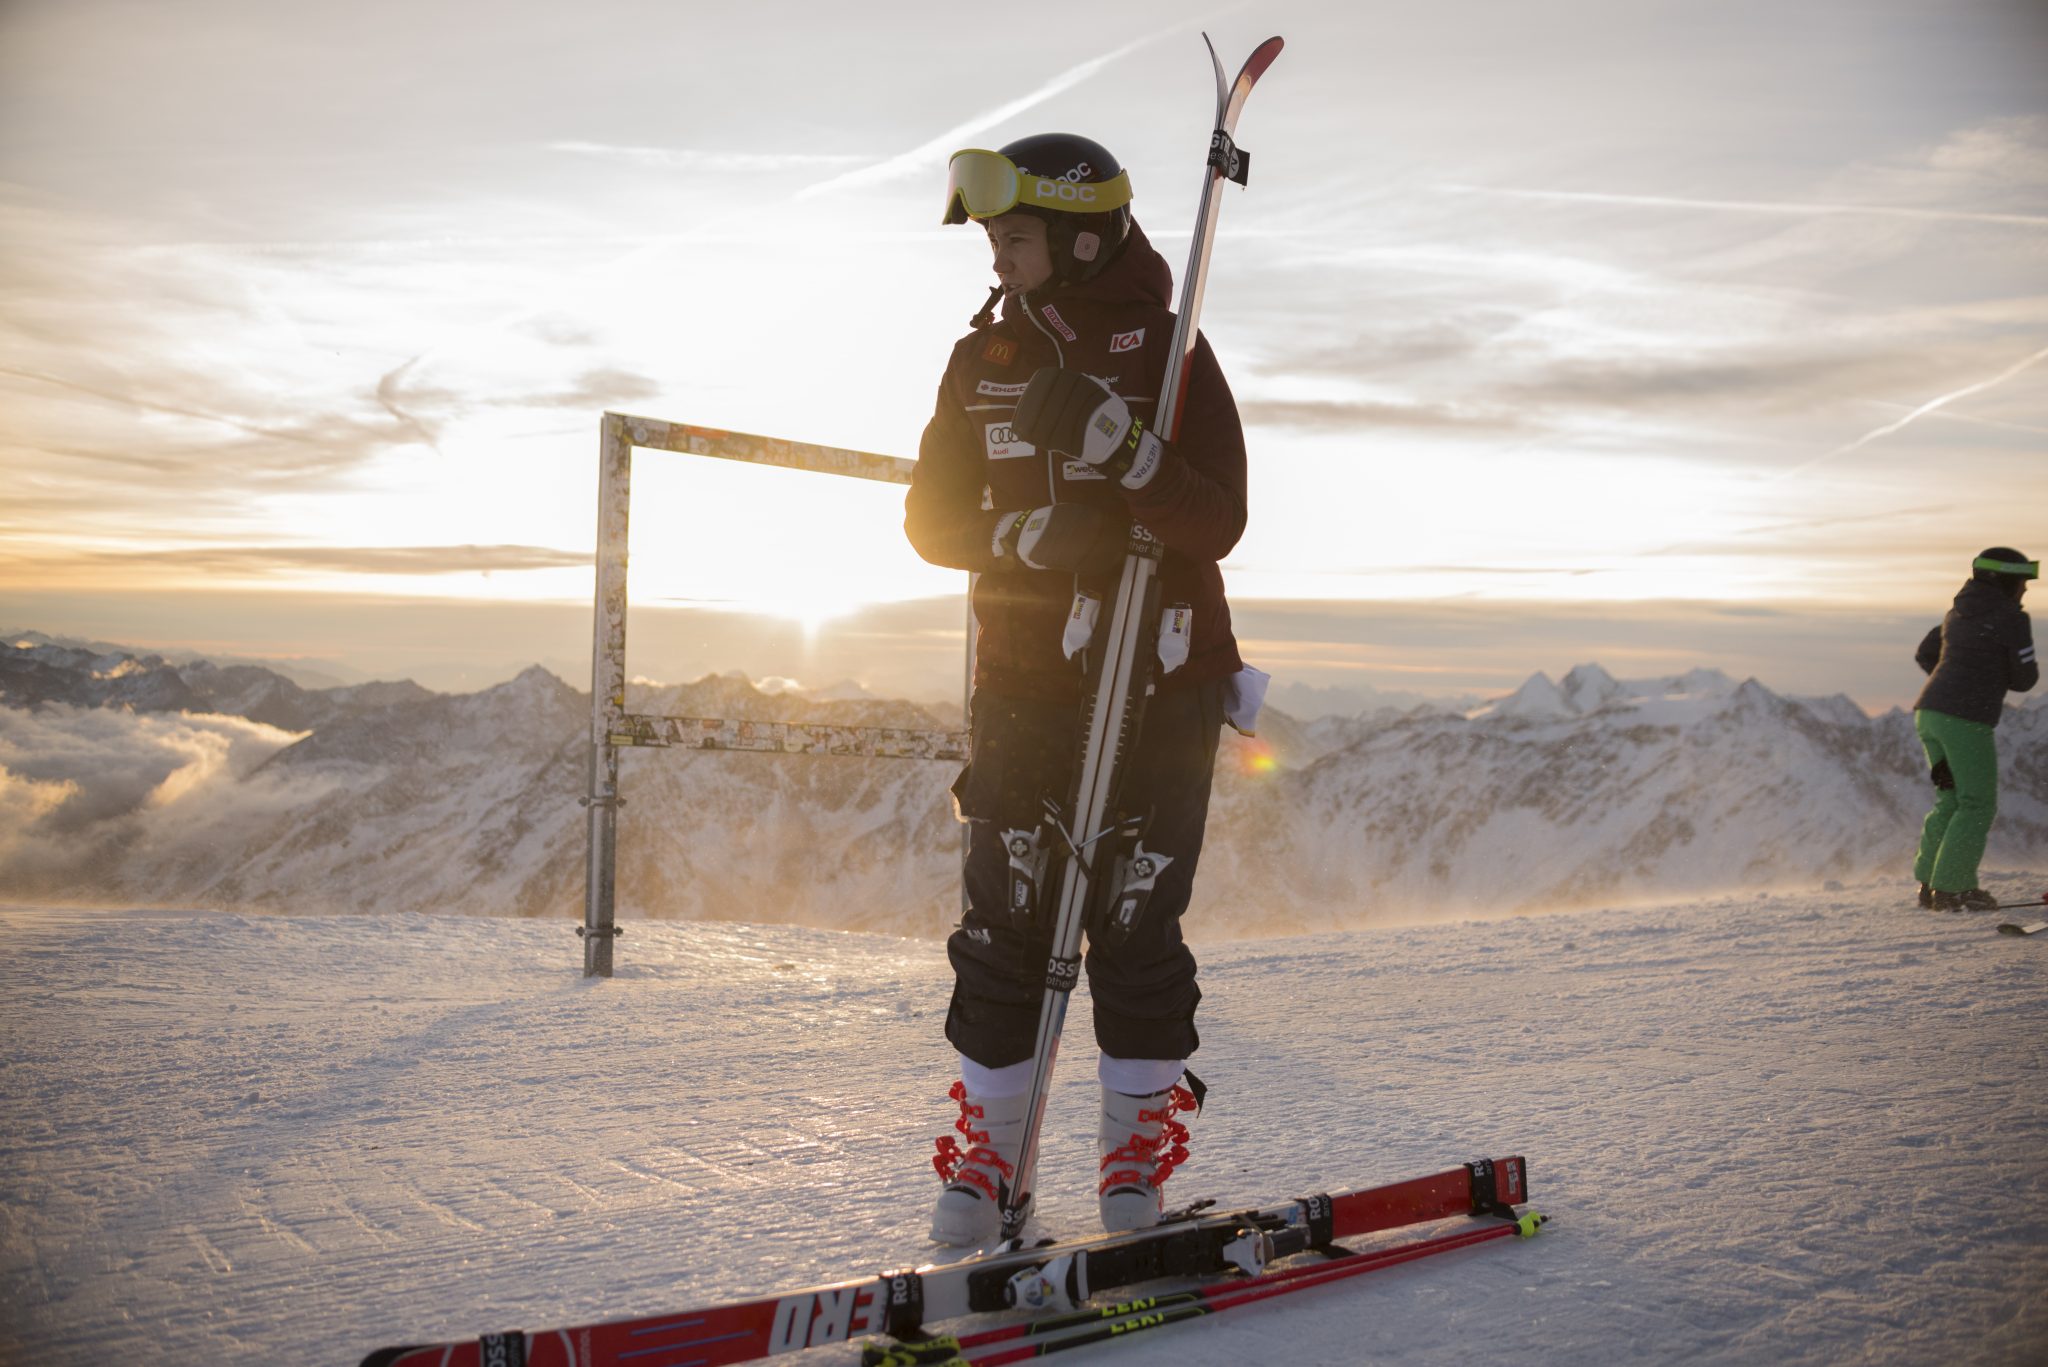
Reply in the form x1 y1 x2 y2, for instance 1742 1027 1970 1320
976 379 1030 397
1109 328 1145 353
981 337 1018 366
985 421 1035 460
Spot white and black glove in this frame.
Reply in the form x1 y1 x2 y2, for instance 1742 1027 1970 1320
990 504 1130 575
1011 367 1164 490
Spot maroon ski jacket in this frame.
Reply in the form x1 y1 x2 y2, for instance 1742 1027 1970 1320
904 222 1247 701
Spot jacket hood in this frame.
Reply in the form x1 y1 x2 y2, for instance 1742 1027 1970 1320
1954 577 2016 617
1001 219 1173 320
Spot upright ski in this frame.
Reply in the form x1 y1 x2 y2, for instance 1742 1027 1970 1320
359 1157 1526 1367
1000 28 1285 1244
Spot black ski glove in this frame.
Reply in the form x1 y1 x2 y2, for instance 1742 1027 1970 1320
1012 367 1164 489
990 504 1131 575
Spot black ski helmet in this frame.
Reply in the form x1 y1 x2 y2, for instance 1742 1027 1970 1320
1972 546 2038 598
994 132 1133 285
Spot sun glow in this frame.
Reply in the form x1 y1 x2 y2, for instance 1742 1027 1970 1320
1231 739 1281 777
1225 428 1854 605
627 453 964 628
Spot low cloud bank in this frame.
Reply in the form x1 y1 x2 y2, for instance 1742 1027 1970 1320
0 705 320 897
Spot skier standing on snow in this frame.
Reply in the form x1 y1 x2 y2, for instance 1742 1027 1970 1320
905 133 1248 1245
1911 547 2038 912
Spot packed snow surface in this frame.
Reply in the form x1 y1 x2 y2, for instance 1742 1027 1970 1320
3 881 2045 1365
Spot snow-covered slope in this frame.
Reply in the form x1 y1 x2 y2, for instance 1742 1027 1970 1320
2 888 2043 1365
3 641 2043 933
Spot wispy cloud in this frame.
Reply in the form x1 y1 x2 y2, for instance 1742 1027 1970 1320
0 364 335 449
1437 184 2048 229
374 358 442 450
1879 404 2048 440
47 544 589 576
1779 340 2048 480
793 22 1193 201
1237 396 1526 433
1505 350 1938 414
547 142 864 172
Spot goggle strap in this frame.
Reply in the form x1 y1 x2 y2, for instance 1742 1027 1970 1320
1013 168 1132 216
943 149 1132 224
1974 556 2040 578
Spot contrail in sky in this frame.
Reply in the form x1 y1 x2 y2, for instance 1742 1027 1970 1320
375 13 1220 411
794 22 1195 201
1437 184 2048 229
1774 341 2048 482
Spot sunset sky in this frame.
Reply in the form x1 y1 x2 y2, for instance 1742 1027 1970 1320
2 0 2044 710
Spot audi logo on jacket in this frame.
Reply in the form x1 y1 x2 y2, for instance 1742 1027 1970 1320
905 221 1248 701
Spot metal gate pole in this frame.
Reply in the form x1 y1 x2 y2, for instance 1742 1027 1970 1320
582 414 632 977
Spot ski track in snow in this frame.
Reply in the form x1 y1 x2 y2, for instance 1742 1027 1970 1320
1 880 2045 1366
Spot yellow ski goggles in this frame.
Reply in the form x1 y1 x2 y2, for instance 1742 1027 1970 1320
941 148 1134 225
1974 554 2039 578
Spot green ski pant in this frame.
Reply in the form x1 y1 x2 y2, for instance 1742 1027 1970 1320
1913 708 2000 893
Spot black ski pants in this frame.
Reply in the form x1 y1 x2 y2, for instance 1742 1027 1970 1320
943 677 1226 1068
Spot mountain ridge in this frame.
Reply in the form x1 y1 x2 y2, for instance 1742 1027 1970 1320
3 635 2041 933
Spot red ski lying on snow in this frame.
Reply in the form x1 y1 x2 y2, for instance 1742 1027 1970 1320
862 1212 1547 1366
360 1156 1531 1367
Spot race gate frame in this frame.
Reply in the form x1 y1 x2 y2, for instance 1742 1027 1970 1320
582 411 970 977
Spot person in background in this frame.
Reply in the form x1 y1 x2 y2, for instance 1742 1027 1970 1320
1911 548 2038 912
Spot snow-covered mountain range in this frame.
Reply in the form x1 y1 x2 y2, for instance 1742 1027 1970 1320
3 637 2042 934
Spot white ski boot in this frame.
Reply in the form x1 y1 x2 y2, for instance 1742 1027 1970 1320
1097 1082 1197 1233
931 1081 1030 1246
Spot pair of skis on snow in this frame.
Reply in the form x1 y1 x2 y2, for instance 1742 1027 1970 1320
861 1212 1544 1367
359 1157 1542 1367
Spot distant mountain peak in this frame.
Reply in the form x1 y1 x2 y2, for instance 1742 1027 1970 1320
1483 670 1571 720
1559 662 1625 713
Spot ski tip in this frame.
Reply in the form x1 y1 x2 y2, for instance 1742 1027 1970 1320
1997 922 2048 936
1242 35 1285 84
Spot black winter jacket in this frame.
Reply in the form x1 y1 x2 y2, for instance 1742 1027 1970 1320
904 222 1247 702
1913 580 2038 725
